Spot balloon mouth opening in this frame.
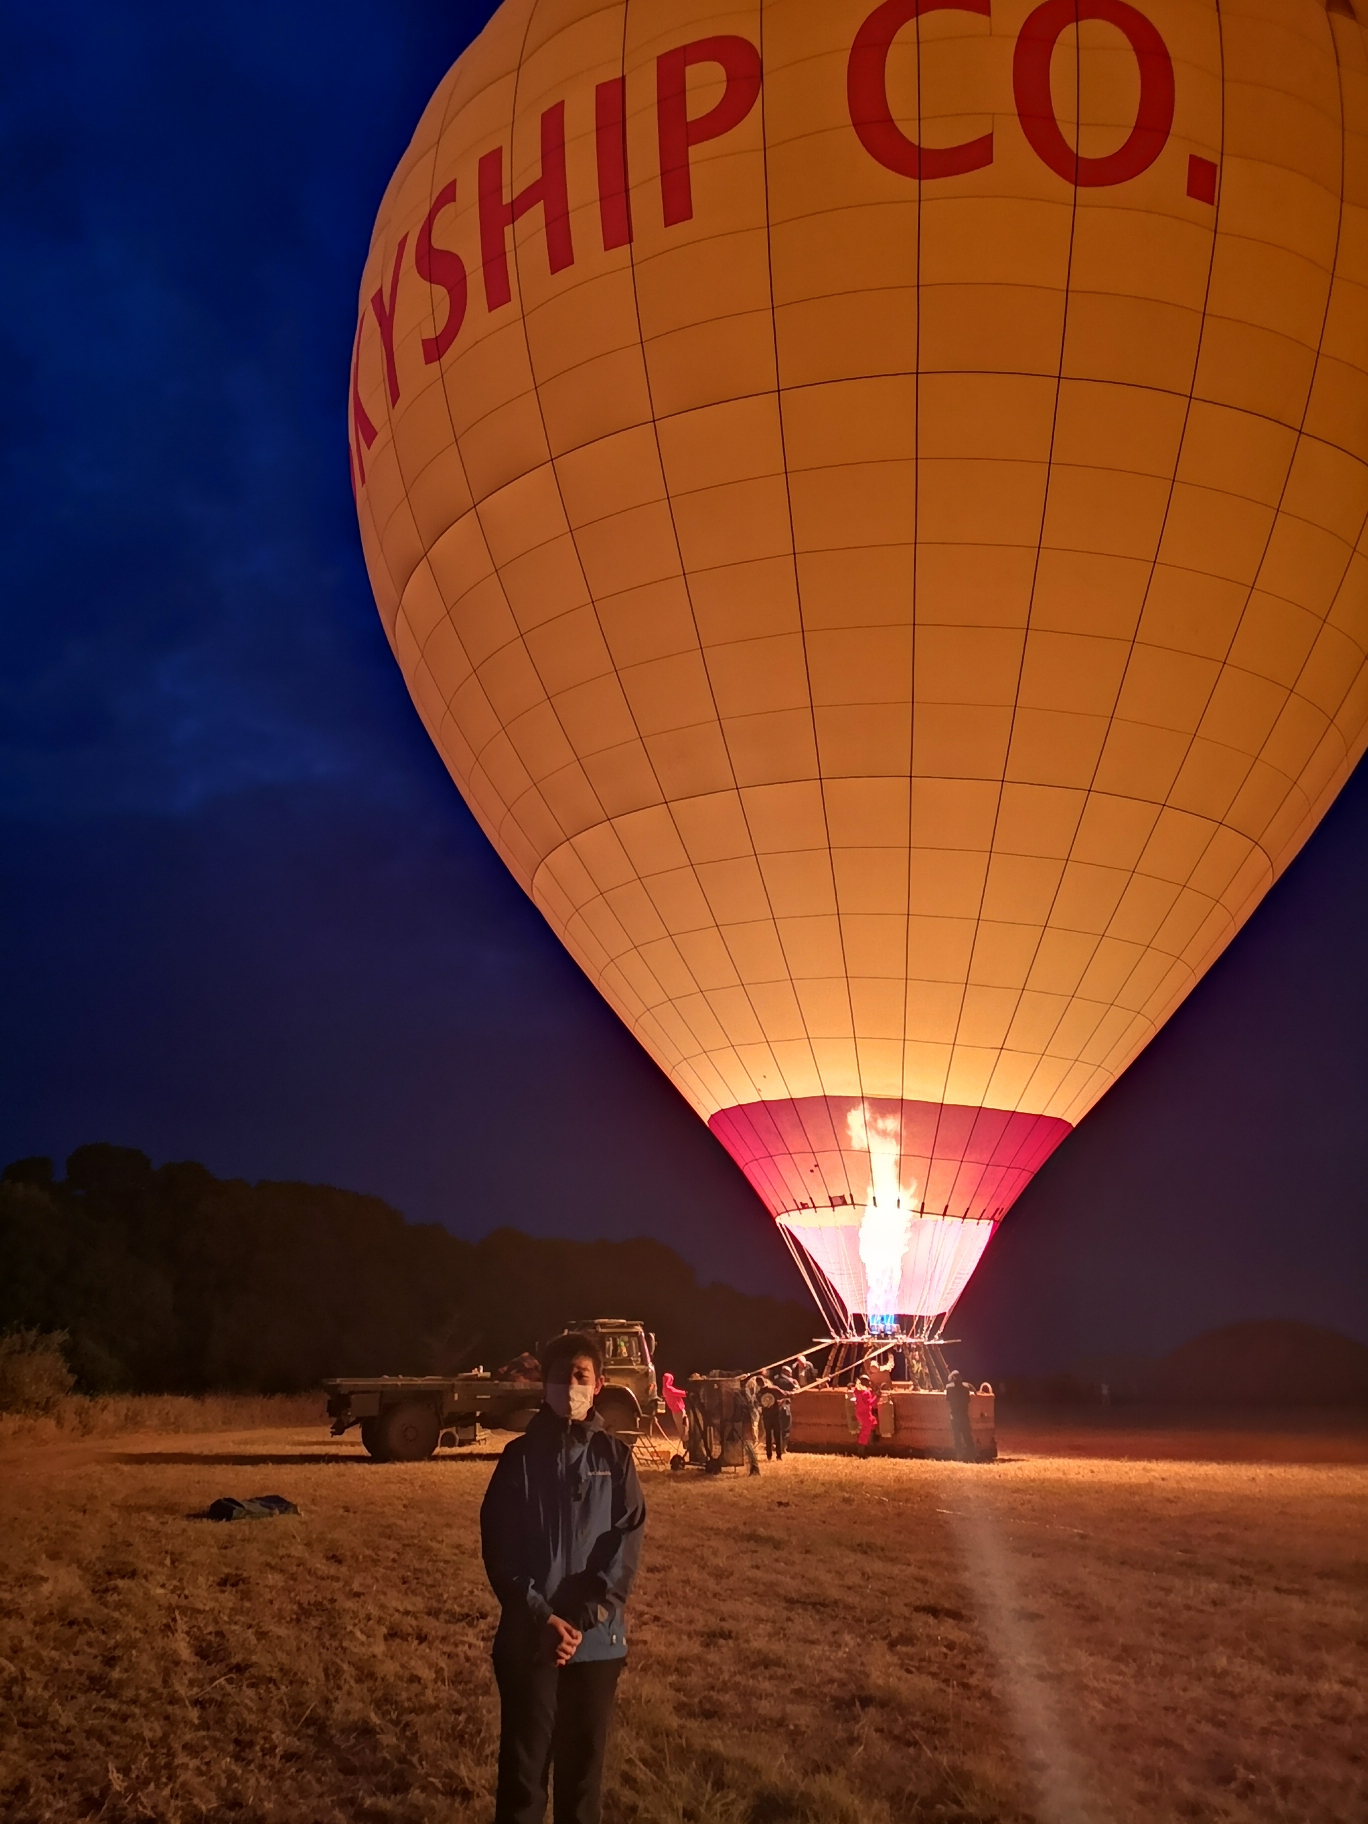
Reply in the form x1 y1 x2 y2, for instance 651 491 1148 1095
777 1207 997 1334
709 1094 1071 1336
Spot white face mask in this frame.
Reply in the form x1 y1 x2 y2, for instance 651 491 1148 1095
545 1380 594 1422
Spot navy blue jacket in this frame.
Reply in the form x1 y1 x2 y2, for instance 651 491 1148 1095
480 1405 646 1664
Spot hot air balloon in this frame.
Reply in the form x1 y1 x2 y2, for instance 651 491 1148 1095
351 0 1368 1343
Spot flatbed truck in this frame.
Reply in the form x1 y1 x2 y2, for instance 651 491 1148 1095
323 1317 660 1461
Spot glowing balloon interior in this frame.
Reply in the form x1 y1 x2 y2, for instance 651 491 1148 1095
351 0 1368 1335
710 1095 1070 1330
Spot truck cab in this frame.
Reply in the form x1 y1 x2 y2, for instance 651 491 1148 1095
565 1318 659 1436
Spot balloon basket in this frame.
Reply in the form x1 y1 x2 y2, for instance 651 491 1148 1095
785 1384 996 1461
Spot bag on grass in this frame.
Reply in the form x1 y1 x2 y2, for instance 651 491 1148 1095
200 1493 299 1521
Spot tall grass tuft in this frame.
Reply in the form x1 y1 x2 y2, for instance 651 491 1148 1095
0 1327 75 1414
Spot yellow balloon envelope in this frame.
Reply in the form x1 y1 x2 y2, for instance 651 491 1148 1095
352 0 1368 1333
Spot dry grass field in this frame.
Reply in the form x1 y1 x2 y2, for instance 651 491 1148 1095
1 1416 1365 1824
0 1394 326 1450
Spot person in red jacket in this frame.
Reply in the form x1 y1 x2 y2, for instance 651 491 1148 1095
659 1371 687 1439
854 1377 880 1451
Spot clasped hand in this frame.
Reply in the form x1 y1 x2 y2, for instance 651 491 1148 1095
544 1614 582 1666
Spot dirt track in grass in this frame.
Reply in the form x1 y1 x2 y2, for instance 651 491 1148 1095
1 1418 1365 1823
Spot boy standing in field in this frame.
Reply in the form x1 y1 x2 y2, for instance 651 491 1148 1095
480 1332 647 1824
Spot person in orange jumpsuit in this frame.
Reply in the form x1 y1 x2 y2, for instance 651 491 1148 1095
854 1378 880 1451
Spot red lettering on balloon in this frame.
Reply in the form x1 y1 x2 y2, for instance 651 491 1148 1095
847 0 994 180
350 315 377 489
369 235 408 407
1013 0 1174 187
657 36 762 227
595 77 633 250
415 181 468 363
478 101 574 311
1186 153 1218 204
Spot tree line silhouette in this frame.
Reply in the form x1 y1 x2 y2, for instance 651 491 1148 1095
0 1144 814 1394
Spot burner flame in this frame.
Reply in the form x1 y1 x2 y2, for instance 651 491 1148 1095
848 1103 920 1325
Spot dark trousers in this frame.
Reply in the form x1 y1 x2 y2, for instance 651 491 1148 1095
761 1409 787 1459
949 1411 976 1461
493 1654 624 1824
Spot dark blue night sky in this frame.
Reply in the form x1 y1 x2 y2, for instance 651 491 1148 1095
2 2 1365 1371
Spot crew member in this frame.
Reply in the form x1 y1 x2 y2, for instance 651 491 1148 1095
761 1364 796 1460
480 1331 646 1824
944 1370 977 1462
853 1377 880 1451
729 1379 761 1474
781 1370 798 1452
659 1370 687 1439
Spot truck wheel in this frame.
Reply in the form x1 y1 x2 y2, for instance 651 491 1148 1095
360 1418 385 1461
596 1389 640 1439
376 1400 440 1462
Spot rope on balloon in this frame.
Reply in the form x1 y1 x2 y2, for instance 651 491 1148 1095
776 1223 850 1338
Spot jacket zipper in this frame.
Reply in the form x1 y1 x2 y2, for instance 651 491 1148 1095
561 1424 572 1643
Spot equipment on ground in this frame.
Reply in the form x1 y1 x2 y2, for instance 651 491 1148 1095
323 1317 660 1461
678 1373 752 1473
